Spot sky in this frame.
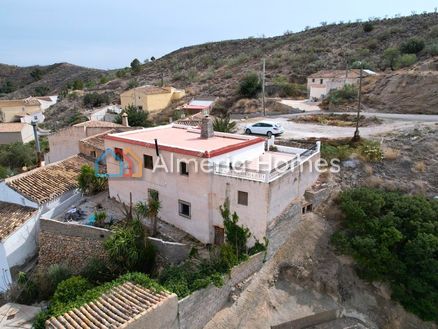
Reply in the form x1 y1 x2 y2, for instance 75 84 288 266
0 0 436 69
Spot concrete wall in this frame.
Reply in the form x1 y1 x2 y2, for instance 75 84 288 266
124 294 179 329
307 77 358 100
0 244 12 292
147 237 189 264
0 182 38 208
0 104 41 123
178 252 264 329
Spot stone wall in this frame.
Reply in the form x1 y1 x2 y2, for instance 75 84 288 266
177 252 264 329
304 187 331 209
38 219 110 273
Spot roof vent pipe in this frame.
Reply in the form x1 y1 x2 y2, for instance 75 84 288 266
201 115 214 139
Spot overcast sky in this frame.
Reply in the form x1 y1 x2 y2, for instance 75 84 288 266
0 0 436 69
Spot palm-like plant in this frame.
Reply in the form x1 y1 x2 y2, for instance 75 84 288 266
135 190 161 236
213 116 237 133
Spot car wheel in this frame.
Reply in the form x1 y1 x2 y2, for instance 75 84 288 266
267 131 273 138
245 128 252 135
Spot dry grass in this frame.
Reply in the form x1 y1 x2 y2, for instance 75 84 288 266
365 176 398 191
414 161 426 172
382 147 400 160
363 164 373 176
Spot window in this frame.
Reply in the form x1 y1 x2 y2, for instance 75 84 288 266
138 106 143 110
178 200 191 218
114 147 123 161
320 79 324 84
90 150 96 158
144 155 153 169
312 78 315 83
238 191 248 206
180 162 189 176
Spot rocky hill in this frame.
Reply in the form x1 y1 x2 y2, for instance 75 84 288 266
1 12 437 115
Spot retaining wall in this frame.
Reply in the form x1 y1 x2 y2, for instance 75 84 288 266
148 237 189 264
178 252 265 329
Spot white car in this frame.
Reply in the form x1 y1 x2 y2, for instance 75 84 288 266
244 121 285 137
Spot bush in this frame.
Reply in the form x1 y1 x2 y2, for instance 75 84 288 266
104 220 155 273
400 38 425 54
77 164 107 195
396 54 417 68
383 47 401 70
363 22 374 32
0 142 35 170
34 86 49 96
359 140 383 162
239 73 261 98
326 84 357 105
272 75 306 98
81 258 116 284
221 202 251 259
52 276 93 305
426 42 438 56
212 117 237 133
130 58 141 73
332 188 438 322
83 92 110 108
114 105 152 127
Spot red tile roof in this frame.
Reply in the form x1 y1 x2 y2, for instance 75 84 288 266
0 202 37 240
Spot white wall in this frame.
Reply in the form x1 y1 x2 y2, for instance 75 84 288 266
0 245 12 293
0 183 38 208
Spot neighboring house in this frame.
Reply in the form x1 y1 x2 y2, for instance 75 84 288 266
307 69 377 100
120 85 185 114
35 95 58 110
19 112 45 124
104 117 320 245
0 202 40 292
0 154 92 291
46 282 178 329
79 127 135 161
181 97 217 115
0 123 34 144
45 120 127 164
88 104 121 122
0 98 42 123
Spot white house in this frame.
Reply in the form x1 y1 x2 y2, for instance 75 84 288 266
104 117 320 245
0 154 92 291
0 123 34 144
307 69 377 100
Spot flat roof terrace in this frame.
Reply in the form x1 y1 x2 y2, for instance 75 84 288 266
105 125 264 158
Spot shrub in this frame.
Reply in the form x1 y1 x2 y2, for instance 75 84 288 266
77 164 107 195
83 92 110 108
363 22 374 32
333 188 438 322
396 54 417 68
359 140 383 162
238 73 261 98
34 86 49 96
426 42 438 56
213 117 237 133
94 211 107 228
52 276 93 305
400 38 425 54
383 47 401 70
221 202 251 259
71 80 84 90
130 58 141 73
272 75 306 97
81 258 116 284
127 79 139 89
104 220 155 273
114 105 152 127
326 84 357 105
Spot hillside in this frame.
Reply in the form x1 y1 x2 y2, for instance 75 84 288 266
0 63 104 98
1 12 437 117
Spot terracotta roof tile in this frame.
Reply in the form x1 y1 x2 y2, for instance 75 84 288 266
46 282 173 329
80 128 136 151
0 123 28 133
0 202 37 240
5 155 92 205
73 121 125 128
123 85 172 95
308 69 364 79
0 97 41 107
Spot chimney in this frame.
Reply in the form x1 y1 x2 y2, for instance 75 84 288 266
201 115 214 139
122 113 129 127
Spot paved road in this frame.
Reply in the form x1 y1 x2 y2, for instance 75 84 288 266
236 111 438 139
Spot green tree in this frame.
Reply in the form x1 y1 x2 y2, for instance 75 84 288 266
72 79 84 90
213 117 237 133
0 142 35 170
83 92 110 108
383 47 401 70
34 86 50 96
77 165 107 195
363 21 374 32
114 105 152 127
0 80 15 94
130 58 141 73
400 37 425 54
30 68 43 81
239 73 261 98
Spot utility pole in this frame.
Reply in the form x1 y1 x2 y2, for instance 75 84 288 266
262 58 266 116
31 120 41 167
353 64 363 142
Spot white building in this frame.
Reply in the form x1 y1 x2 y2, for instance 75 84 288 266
0 155 92 291
104 117 320 245
307 69 376 100
0 123 34 144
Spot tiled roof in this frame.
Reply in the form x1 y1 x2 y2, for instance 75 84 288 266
80 128 135 151
46 282 173 329
308 69 366 79
73 121 125 128
0 202 37 240
0 123 28 133
123 85 172 96
5 155 92 205
0 97 41 107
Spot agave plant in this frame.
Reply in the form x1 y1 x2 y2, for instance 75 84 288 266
213 116 237 133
